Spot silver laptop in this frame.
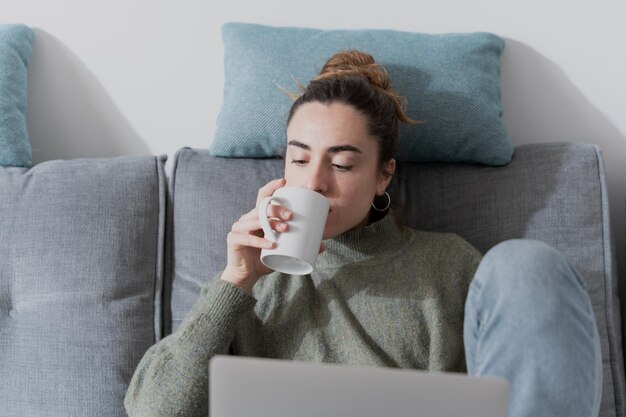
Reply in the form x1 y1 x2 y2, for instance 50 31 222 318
210 355 509 417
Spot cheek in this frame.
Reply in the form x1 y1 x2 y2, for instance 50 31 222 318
343 174 378 199
283 164 299 186
334 182 375 218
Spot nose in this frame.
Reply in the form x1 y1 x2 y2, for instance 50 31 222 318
305 162 328 195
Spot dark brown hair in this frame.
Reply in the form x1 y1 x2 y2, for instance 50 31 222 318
286 50 421 177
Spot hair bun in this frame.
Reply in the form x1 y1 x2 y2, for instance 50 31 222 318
316 50 390 90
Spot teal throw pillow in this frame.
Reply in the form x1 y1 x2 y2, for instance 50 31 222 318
210 22 513 165
0 24 35 168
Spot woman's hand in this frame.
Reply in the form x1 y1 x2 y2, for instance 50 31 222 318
220 178 291 294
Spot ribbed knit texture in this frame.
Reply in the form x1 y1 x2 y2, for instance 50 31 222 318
125 214 482 417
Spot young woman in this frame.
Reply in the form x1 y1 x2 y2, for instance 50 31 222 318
125 51 602 417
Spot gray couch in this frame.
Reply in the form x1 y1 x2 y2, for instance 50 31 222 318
1 142 624 416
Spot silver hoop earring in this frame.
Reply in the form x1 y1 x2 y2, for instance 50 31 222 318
372 192 391 212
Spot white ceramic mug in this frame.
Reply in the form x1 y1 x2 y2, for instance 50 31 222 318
257 186 329 275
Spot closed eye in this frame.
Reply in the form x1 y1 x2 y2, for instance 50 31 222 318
291 159 308 166
332 164 353 172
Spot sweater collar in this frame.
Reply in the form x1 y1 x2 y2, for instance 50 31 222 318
317 212 409 268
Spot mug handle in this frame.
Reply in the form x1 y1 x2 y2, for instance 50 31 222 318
257 196 277 243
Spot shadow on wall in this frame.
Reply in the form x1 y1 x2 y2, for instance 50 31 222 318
26 28 149 164
501 38 626 359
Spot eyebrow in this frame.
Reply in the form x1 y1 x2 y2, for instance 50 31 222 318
288 140 362 154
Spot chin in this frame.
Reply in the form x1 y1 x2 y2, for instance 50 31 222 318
322 221 342 240
322 228 336 240
322 212 369 239
321 213 335 240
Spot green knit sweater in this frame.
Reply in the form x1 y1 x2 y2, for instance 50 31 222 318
124 214 482 417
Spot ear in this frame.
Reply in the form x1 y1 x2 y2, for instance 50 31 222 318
376 159 396 195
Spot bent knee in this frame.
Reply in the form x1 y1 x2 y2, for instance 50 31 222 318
486 239 564 265
474 239 586 293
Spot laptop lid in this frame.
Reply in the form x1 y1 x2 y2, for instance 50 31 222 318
210 355 509 417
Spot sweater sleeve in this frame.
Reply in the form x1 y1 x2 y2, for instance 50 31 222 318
124 277 257 417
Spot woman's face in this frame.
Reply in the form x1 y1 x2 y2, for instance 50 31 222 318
285 101 395 239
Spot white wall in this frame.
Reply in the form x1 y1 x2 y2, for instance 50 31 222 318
5 1 626 277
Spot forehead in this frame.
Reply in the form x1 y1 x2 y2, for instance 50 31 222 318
286 102 377 151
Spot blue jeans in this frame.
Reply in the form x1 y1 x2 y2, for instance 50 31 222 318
464 239 603 417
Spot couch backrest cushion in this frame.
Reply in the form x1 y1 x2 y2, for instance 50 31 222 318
0 24 35 168
0 155 166 417
168 142 623 416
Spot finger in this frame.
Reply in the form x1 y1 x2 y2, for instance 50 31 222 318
256 178 286 205
319 243 326 254
227 231 275 250
237 207 260 223
271 220 289 232
231 216 262 234
232 216 288 234
236 208 282 231
265 204 292 220
237 203 291 224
